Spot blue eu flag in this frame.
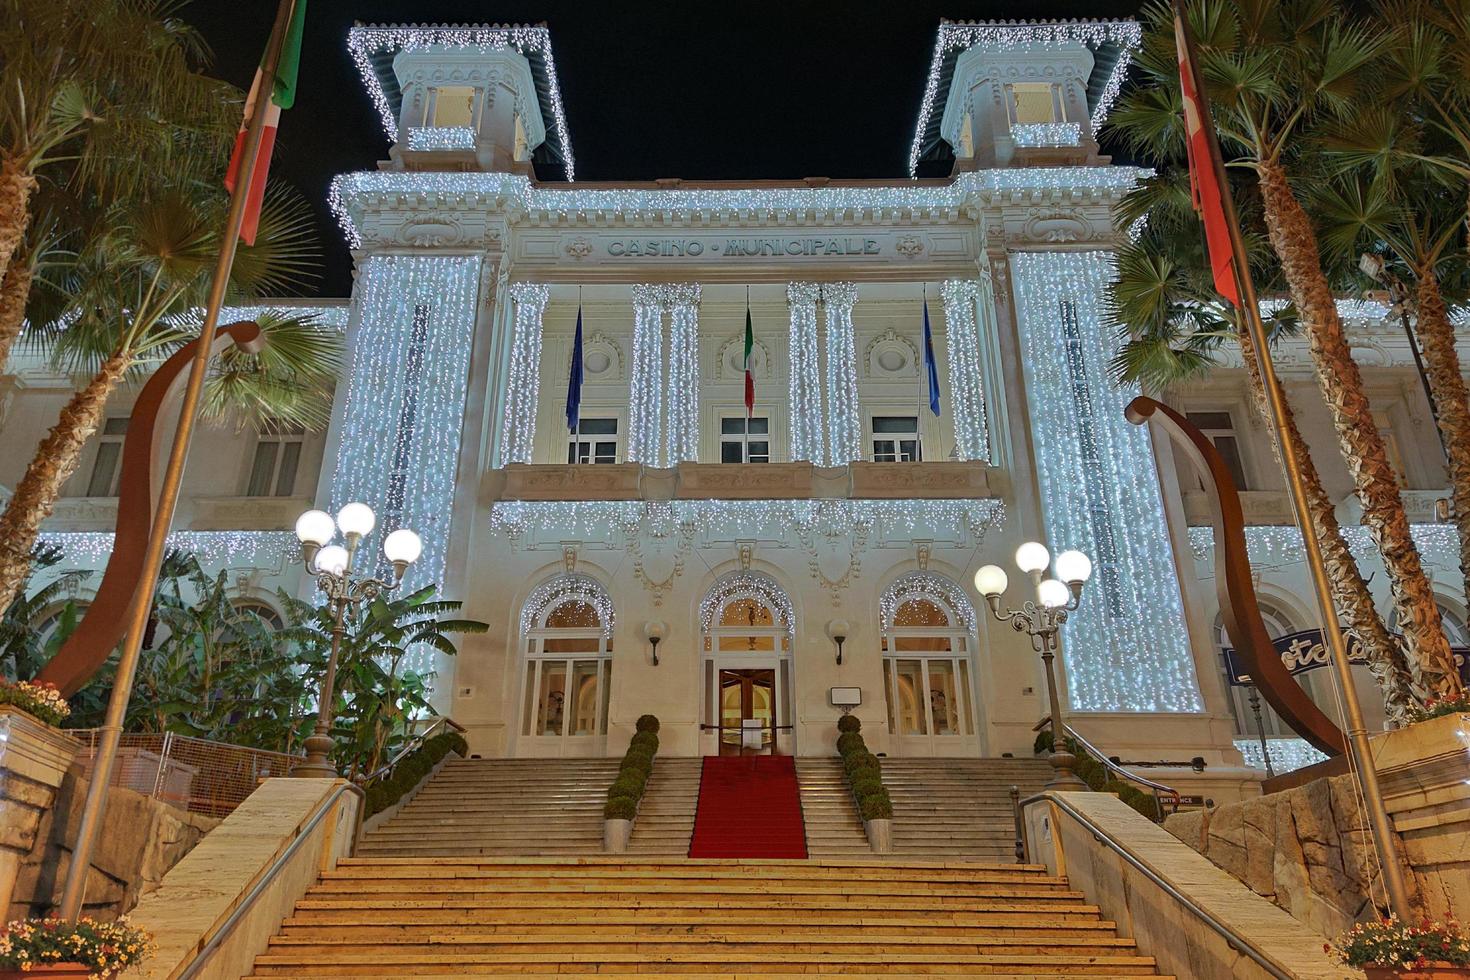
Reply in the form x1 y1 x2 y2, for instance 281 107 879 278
922 296 941 416
565 304 584 431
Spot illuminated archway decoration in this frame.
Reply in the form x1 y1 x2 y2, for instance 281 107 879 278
519 573 614 639
879 572 976 634
699 571 794 634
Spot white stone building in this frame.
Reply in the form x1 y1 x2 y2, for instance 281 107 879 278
3 19 1465 802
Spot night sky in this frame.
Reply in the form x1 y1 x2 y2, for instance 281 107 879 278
184 0 1148 297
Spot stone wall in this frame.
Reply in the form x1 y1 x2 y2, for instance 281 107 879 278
7 764 217 920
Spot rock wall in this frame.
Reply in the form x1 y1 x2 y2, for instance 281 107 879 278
6 763 217 920
1164 773 1420 940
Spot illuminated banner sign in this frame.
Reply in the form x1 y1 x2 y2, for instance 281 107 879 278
1223 629 1470 686
605 237 884 258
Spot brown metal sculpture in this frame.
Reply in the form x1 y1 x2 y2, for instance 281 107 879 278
38 321 264 696
1125 395 1345 756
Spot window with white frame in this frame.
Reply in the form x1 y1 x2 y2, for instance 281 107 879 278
1185 411 1249 491
720 416 769 463
881 595 975 738
567 417 619 464
871 416 921 462
245 420 305 497
521 593 613 741
1006 82 1061 125
84 417 129 497
431 86 475 128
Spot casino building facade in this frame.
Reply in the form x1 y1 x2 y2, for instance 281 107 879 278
4 19 1466 801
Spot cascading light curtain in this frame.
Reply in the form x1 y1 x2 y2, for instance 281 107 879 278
820 282 863 466
786 282 823 462
627 284 665 466
1011 250 1203 713
939 279 991 463
498 282 551 466
663 284 702 465
328 253 483 673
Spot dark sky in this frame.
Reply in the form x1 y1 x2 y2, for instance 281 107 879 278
184 0 1147 297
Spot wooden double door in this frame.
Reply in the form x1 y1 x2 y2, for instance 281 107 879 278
717 668 776 756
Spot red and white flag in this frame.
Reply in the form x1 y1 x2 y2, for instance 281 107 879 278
1175 10 1240 306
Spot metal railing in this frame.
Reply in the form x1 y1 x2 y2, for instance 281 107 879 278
70 730 299 818
1035 716 1183 820
1020 791 1293 980
358 715 467 785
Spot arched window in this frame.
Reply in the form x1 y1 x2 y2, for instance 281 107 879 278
231 599 285 632
519 575 614 749
700 571 794 756
879 573 978 748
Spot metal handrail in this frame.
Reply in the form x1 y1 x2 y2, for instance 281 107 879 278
359 716 467 785
1020 791 1293 980
1035 715 1182 819
177 780 364 980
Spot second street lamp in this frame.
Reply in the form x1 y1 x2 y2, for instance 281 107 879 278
975 542 1092 791
292 503 421 778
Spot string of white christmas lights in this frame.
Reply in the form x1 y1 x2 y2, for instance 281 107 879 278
787 282 823 463
907 20 1142 177
37 531 295 568
698 570 795 633
405 126 476 151
327 254 482 674
940 279 991 463
1012 250 1201 713
1233 737 1327 773
627 285 665 466
821 283 863 467
519 572 616 638
663 284 702 466
1188 524 1462 573
1011 122 1082 147
498 283 550 466
326 168 1148 248
346 24 575 180
879 571 978 633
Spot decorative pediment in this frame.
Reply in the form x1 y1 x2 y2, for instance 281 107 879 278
864 329 919 380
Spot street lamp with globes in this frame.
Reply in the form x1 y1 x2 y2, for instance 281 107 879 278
974 542 1093 790
292 502 422 778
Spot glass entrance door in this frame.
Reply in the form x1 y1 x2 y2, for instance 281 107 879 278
717 668 776 756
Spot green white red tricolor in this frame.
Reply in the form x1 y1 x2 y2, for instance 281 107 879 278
224 0 308 245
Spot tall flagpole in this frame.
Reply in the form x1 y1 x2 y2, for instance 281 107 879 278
58 0 300 921
1173 0 1411 918
744 286 750 463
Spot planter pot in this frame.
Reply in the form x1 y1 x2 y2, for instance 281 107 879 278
603 818 632 854
0 965 100 978
1365 964 1470 979
864 818 892 854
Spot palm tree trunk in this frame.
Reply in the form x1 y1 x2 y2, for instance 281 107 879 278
0 154 34 282
0 256 34 368
1235 322 1418 723
0 352 130 611
1257 160 1462 700
1412 268 1470 610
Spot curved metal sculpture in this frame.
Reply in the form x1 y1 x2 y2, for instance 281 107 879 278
38 321 264 696
1125 395 1344 756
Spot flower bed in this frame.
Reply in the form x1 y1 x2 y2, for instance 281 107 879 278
0 916 154 978
1334 917 1470 977
0 680 70 727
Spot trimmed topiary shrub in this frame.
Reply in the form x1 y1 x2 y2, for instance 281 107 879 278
623 747 655 773
630 730 659 753
1036 727 1165 821
836 731 865 755
833 721 892 831
635 714 660 734
858 788 893 821
604 715 661 825
836 714 861 734
604 795 638 820
850 772 882 798
362 728 468 817
843 750 881 777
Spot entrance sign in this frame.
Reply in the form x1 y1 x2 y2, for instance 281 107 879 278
829 687 862 708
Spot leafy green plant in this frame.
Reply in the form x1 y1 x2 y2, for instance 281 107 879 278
836 731 864 755
1333 916 1470 969
836 714 861 734
604 715 660 819
835 724 891 825
0 543 91 682
635 714 660 733
0 915 156 974
859 789 893 821
604 795 637 820
362 730 467 817
1035 728 1162 821
1409 690 1470 723
630 730 659 753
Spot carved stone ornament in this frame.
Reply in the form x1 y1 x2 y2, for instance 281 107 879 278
397 215 466 248
895 235 926 258
564 236 593 260
1021 208 1093 244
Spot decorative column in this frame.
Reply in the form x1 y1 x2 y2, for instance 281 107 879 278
498 282 550 466
786 282 823 462
940 279 992 462
820 282 862 466
663 284 702 465
628 285 666 466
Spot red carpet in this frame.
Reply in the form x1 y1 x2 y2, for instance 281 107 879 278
688 755 808 859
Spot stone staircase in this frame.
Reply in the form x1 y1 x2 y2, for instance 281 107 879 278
626 757 701 855
356 758 622 858
884 758 1051 861
795 757 873 856
249 857 1171 977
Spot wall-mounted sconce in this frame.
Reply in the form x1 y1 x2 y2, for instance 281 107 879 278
642 620 667 666
825 619 850 666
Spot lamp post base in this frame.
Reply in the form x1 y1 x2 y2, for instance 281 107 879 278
1045 749 1089 791
291 734 338 779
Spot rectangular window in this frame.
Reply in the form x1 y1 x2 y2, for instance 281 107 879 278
567 417 619 464
1008 82 1061 124
1185 411 1248 491
871 416 921 463
246 420 306 497
431 86 475 128
720 416 769 463
893 659 927 735
85 417 130 497
536 661 568 736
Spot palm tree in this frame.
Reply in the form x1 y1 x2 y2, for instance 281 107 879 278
1110 0 1462 700
1108 170 1420 723
0 183 338 610
0 0 236 366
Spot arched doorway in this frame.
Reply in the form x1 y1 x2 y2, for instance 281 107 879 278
700 572 795 756
879 572 981 756
516 574 614 757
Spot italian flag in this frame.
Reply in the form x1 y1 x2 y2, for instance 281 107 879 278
224 0 308 245
743 304 755 416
